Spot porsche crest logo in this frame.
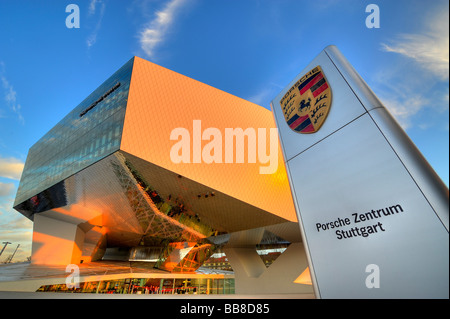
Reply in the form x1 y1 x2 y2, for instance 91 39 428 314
280 66 332 134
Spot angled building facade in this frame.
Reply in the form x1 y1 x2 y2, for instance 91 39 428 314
12 57 313 295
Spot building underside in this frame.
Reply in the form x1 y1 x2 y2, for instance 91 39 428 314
8 150 313 295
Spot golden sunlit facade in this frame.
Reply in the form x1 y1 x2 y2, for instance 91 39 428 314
11 57 313 296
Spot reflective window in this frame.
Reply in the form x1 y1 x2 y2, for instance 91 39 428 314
15 58 134 209
36 277 235 295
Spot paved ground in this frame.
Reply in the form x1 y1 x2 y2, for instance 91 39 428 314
0 262 315 299
0 290 314 299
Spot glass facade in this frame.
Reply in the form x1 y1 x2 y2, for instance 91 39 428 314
14 58 134 215
37 277 235 295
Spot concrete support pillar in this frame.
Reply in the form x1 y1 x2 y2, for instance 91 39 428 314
224 243 314 295
31 214 85 265
223 247 266 278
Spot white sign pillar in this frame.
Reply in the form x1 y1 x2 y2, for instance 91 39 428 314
271 46 449 298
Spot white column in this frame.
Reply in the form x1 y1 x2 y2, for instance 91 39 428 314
31 214 85 265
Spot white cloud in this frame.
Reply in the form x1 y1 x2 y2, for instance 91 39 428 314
86 0 106 48
246 82 284 108
0 217 32 233
375 3 449 131
0 74 24 124
89 0 100 15
0 157 24 181
379 95 429 130
139 0 189 59
381 6 449 81
0 182 14 197
247 89 273 107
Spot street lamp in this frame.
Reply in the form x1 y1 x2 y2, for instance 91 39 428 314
0 242 11 257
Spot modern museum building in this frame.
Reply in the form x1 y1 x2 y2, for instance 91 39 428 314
2 47 448 298
4 56 313 296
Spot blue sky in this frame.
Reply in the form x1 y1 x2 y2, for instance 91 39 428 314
0 0 448 262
